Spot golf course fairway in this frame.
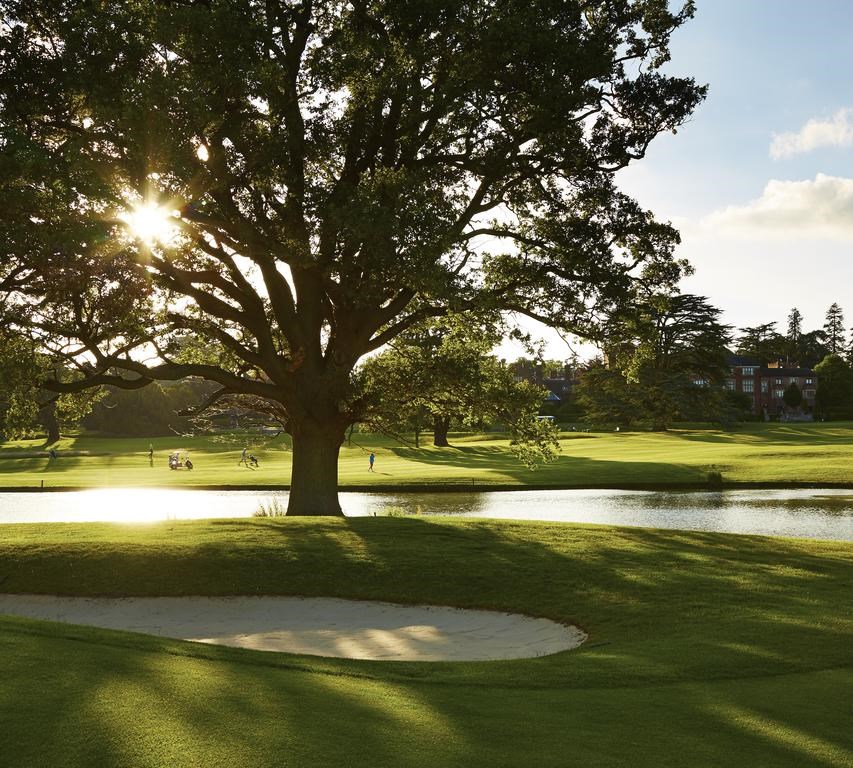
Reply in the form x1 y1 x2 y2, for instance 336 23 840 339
2 422 853 490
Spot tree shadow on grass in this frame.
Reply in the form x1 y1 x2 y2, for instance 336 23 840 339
18 514 841 690
1 515 852 765
1 583 851 765
390 445 707 486
673 424 853 447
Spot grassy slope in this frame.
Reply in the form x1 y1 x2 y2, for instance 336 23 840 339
1 518 851 766
2 422 853 489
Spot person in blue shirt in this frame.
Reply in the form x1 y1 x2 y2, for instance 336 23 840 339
368 452 375 472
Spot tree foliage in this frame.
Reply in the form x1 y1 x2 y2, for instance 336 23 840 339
786 307 803 345
574 359 643 427
814 354 853 420
823 303 846 355
0 0 704 512
83 380 214 436
579 293 733 429
736 323 786 365
360 318 558 466
0 331 102 441
782 381 802 410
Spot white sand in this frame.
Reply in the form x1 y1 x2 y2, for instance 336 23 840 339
0 594 586 661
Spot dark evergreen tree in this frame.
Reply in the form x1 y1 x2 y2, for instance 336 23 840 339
786 308 803 344
574 360 643 428
823 303 846 354
782 381 802 410
736 323 786 364
785 307 803 365
796 330 830 369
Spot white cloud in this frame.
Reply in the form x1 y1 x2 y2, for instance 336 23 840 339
703 174 853 239
770 108 853 159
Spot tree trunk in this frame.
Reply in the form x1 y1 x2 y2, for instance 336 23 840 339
286 420 346 516
39 401 60 445
433 414 450 447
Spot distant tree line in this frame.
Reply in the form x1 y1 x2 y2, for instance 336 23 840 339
735 303 851 368
83 379 217 437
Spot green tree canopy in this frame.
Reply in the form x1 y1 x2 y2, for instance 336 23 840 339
736 323 786 365
0 0 704 513
782 381 802 410
814 354 853 420
0 331 102 442
583 292 733 430
794 329 829 370
360 317 557 464
574 359 643 428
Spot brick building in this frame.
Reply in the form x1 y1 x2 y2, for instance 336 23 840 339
724 354 817 418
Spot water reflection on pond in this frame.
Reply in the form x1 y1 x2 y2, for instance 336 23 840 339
1 487 852 541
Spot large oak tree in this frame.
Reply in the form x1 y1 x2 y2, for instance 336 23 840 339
0 0 704 514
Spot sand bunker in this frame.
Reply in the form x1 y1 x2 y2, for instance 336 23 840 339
0 594 585 661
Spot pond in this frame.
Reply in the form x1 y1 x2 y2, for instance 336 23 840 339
1 487 853 541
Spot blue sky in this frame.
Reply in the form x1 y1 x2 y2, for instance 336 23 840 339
619 0 853 332
506 0 853 361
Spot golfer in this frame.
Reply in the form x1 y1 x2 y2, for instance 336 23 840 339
239 447 248 466
368 452 375 472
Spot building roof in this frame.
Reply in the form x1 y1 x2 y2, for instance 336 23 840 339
725 351 815 377
726 352 761 366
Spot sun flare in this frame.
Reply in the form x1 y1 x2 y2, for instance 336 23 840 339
121 202 179 246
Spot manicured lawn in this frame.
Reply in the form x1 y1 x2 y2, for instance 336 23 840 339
0 518 851 766
2 422 853 489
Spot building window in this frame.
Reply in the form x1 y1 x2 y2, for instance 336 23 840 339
775 378 783 385
742 380 754 393
693 378 708 387
761 381 768 393
774 389 785 398
724 379 735 391
805 378 813 385
741 367 755 375
804 389 816 399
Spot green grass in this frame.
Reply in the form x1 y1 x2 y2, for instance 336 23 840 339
1 518 851 766
2 422 853 489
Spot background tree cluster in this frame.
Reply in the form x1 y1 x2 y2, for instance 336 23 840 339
574 292 736 430
359 317 558 466
0 330 103 442
83 379 216 437
735 303 851 368
814 354 853 420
